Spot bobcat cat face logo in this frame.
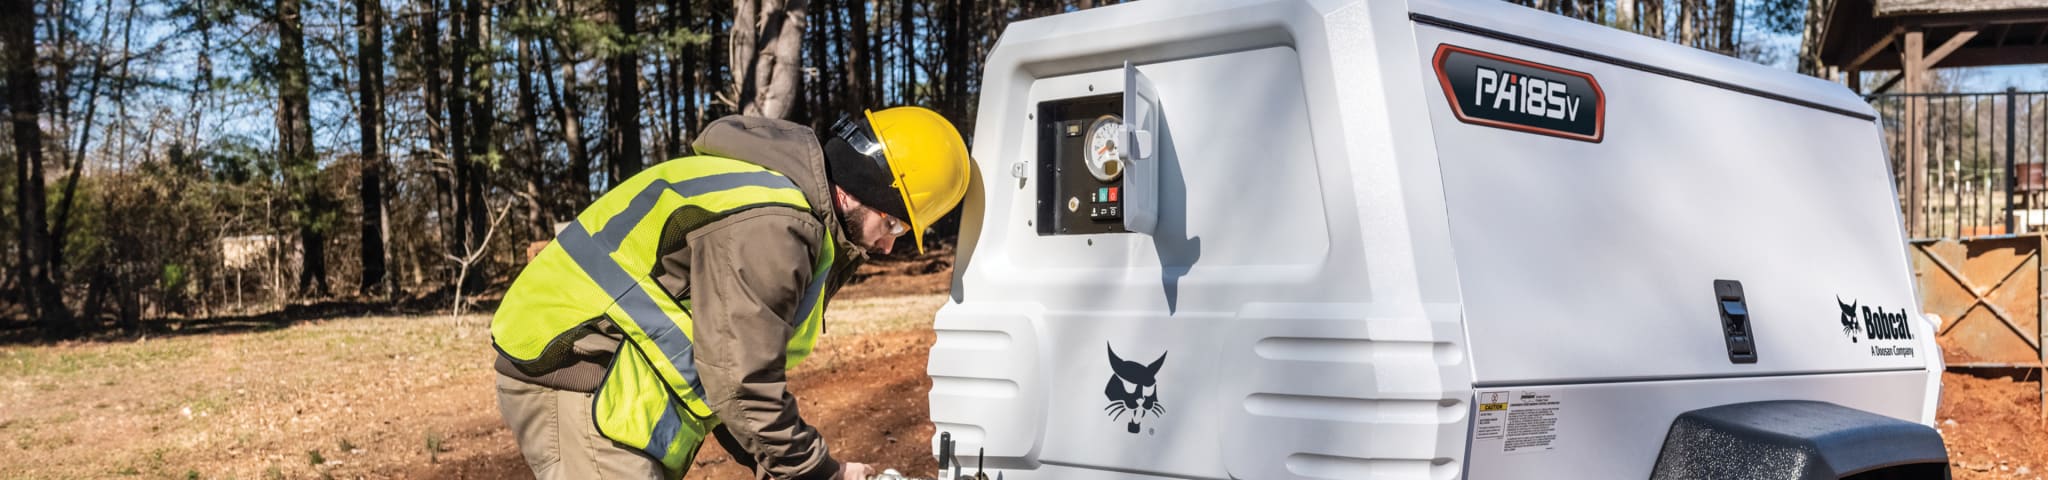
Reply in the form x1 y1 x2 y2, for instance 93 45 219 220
1104 344 1167 434
1838 297 1862 343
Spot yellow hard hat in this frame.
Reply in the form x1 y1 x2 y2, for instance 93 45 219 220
860 106 971 253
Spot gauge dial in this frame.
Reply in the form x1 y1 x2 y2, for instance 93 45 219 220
1083 115 1124 182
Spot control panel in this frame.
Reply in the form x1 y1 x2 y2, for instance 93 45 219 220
1036 93 1129 235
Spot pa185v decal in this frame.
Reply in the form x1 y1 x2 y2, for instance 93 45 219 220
1433 44 1604 143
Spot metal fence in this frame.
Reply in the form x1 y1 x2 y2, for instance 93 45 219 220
1870 90 2048 240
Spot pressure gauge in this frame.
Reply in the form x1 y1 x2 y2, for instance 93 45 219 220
1083 115 1124 182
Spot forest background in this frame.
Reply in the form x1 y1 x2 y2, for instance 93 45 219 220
0 0 1961 335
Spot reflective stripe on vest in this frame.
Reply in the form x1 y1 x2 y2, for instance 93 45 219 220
491 155 838 474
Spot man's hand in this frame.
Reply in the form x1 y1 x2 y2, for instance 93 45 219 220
837 462 875 480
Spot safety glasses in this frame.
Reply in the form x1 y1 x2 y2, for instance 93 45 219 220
863 204 908 236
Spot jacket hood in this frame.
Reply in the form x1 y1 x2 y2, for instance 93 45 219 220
690 116 867 260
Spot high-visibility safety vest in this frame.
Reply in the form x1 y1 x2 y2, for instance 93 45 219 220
492 155 836 474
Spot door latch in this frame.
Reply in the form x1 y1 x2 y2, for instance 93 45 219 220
1714 280 1758 364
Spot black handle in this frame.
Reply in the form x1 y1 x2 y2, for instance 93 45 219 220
939 432 953 470
1715 280 1758 364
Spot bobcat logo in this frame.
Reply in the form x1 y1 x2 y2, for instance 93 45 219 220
1104 344 1167 434
1838 297 1862 343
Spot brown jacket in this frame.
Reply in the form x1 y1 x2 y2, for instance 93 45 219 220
494 116 867 480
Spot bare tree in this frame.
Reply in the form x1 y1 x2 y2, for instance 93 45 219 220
1677 0 1699 47
1799 0 1833 76
732 0 810 119
446 0 473 266
683 0 704 136
541 34 591 199
1642 0 1667 39
1714 0 1736 53
51 0 121 276
359 0 391 295
4 0 70 335
895 0 910 104
1617 0 1638 32
447 203 512 319
845 0 870 110
277 0 330 296
461 0 492 281
537 0 591 199
607 0 645 181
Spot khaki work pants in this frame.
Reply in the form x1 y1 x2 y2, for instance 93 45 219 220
496 373 668 479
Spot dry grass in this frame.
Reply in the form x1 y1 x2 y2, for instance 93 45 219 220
0 294 948 479
0 314 499 479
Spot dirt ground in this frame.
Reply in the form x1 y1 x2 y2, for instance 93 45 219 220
1937 371 2048 479
3 256 2045 479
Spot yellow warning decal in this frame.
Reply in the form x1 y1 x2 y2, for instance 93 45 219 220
1480 402 1509 412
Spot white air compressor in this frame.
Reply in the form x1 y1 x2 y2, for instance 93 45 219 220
929 0 1952 478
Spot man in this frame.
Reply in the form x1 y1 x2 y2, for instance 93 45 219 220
491 106 972 479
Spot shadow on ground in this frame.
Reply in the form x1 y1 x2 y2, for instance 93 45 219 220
0 287 505 345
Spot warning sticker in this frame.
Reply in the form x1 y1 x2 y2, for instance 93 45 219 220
1473 391 1510 440
1502 391 1561 454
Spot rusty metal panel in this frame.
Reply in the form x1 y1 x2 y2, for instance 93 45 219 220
1912 235 2048 366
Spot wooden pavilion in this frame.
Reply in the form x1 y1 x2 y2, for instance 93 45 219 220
1811 0 2048 95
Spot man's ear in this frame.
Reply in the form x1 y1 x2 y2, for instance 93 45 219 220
831 186 853 211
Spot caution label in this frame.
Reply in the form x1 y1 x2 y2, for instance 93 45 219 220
1473 391 1510 440
1471 389 1565 455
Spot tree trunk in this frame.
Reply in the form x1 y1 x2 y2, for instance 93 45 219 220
515 0 550 238
731 0 756 111
1677 0 1698 47
657 47 677 159
732 0 810 119
1714 0 1736 54
4 0 70 336
277 0 328 296
807 0 831 125
682 0 700 138
824 0 847 116
1798 0 1831 77
847 0 870 110
867 0 881 105
944 0 965 119
1616 0 1637 33
463 0 491 278
447 0 473 263
608 0 644 183
657 0 682 157
1641 0 1666 40
190 0 211 143
419 0 454 276
896 0 911 104
357 0 390 295
539 35 590 200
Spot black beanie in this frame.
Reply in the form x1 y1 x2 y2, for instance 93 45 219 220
823 136 912 222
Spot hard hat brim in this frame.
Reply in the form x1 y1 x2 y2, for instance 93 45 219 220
866 108 931 255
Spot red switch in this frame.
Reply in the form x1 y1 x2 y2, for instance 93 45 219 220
1108 187 1119 202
